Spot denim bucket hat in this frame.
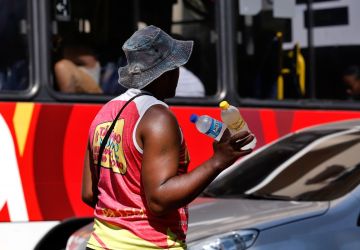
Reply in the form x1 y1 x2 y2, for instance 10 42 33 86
118 25 193 89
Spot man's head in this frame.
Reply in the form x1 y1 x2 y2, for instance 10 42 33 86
118 25 193 98
343 65 360 99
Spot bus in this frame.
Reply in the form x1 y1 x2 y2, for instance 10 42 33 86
1 0 360 249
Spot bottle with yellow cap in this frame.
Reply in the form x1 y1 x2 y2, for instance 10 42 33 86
219 101 256 150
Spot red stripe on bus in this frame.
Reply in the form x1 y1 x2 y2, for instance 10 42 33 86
0 203 10 221
260 109 279 143
292 110 360 132
274 110 295 137
34 105 75 220
63 104 100 217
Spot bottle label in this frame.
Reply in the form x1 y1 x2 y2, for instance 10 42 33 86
229 119 245 131
205 119 224 138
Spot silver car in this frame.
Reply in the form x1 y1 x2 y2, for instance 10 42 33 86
188 119 360 250
38 119 360 250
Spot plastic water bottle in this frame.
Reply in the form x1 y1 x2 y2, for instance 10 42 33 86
190 114 226 141
219 101 256 150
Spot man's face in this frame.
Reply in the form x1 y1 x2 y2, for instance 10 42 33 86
161 68 180 99
168 67 180 95
147 68 180 100
343 74 360 97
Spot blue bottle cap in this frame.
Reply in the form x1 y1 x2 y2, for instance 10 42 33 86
190 114 199 123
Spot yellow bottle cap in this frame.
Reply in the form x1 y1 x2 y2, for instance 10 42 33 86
219 101 230 110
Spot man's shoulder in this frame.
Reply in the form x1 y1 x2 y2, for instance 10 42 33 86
140 104 178 130
139 104 181 143
144 104 175 121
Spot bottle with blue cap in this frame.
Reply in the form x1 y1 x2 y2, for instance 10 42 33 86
190 114 226 141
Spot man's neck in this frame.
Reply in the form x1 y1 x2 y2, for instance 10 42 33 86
142 87 166 101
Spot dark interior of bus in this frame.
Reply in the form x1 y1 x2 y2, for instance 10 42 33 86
0 0 28 92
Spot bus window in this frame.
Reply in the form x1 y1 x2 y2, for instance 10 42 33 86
50 0 135 95
0 0 29 92
235 0 360 102
235 0 305 100
303 1 360 101
50 0 218 98
171 0 217 97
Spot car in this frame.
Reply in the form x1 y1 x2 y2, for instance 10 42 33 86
39 119 360 250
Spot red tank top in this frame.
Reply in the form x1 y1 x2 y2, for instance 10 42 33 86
87 89 190 249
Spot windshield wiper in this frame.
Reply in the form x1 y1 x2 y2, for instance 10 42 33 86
242 193 293 201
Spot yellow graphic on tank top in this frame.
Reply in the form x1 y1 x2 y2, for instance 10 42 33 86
167 228 186 249
93 120 127 174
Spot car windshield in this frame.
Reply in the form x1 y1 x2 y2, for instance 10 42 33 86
204 129 360 201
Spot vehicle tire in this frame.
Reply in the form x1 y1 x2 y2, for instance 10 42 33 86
34 217 93 250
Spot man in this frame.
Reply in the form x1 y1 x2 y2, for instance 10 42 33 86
343 65 360 100
82 25 254 249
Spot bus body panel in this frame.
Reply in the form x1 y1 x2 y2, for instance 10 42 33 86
0 101 359 223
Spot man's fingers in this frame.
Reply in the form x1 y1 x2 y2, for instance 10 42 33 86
229 131 250 143
232 134 254 150
235 133 253 144
219 128 231 142
237 148 253 157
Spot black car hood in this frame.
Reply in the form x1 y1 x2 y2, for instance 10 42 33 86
187 197 329 242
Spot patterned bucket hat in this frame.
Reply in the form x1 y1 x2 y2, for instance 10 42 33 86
118 25 194 89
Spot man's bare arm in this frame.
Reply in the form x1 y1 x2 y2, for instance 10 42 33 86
139 105 253 216
81 143 97 208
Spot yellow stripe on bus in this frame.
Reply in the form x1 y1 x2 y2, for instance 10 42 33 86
13 102 35 156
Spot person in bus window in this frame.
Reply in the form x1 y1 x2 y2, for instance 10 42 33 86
54 41 103 94
175 65 205 97
171 33 205 97
81 25 254 250
342 65 360 100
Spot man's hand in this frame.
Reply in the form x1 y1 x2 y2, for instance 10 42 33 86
212 130 254 171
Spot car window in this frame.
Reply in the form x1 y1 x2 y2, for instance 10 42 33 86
267 131 360 201
204 129 360 202
0 0 29 92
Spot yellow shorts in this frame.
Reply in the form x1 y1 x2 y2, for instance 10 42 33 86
87 219 186 250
